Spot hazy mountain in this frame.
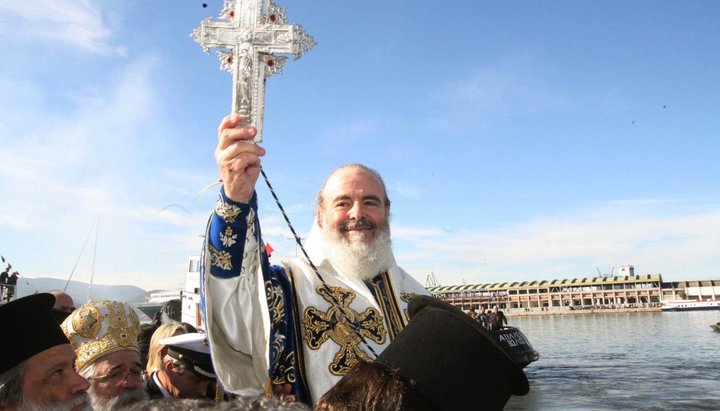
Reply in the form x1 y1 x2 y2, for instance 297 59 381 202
16 277 147 305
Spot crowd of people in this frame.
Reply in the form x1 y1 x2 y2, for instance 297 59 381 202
0 292 309 411
468 305 509 331
0 291 527 411
0 114 529 410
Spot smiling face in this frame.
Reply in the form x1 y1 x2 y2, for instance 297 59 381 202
20 344 90 411
317 165 390 245
316 165 394 280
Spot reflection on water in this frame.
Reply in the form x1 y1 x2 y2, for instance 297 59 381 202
504 311 720 410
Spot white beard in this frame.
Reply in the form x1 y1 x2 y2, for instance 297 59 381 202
321 220 393 281
87 385 148 411
17 393 91 411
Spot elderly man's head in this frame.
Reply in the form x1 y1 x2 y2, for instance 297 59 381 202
0 294 90 411
79 350 147 411
62 300 147 411
315 164 394 280
1 344 91 411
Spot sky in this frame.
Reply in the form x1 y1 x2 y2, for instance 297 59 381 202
1 0 719 293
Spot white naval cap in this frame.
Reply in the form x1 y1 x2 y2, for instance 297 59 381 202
160 332 215 379
159 332 211 354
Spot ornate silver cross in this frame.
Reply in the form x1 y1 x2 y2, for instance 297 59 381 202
192 0 315 142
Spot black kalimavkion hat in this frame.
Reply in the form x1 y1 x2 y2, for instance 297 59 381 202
376 296 529 411
0 293 70 373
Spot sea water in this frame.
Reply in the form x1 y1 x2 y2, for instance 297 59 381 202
504 311 720 410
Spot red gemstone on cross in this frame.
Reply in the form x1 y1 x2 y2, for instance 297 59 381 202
229 10 235 18
270 14 277 22
267 60 275 67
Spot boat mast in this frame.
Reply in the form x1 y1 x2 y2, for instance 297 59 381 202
64 223 96 292
86 219 99 303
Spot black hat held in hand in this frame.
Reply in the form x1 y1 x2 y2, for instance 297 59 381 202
376 296 529 411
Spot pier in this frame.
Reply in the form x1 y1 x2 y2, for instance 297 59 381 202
428 270 720 316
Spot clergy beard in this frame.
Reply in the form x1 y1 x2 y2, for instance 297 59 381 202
88 386 148 411
322 217 393 281
16 392 91 411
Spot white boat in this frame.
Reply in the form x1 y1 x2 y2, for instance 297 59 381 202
660 299 720 312
135 256 203 328
133 291 184 325
180 255 204 330
147 290 182 303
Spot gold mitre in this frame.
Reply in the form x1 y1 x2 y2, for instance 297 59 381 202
61 300 140 372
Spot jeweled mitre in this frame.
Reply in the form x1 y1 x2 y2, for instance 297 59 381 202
61 300 140 372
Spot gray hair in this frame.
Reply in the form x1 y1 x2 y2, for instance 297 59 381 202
315 163 391 214
0 361 25 407
79 363 95 380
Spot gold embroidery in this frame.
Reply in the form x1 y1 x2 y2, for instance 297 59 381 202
215 197 242 223
61 301 140 372
220 227 238 247
368 272 406 340
400 293 420 321
400 292 419 303
209 245 233 270
71 305 102 339
281 264 310 389
271 351 297 385
303 286 386 376
265 280 285 327
106 302 138 346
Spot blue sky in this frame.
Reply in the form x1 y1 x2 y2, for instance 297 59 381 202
1 0 718 293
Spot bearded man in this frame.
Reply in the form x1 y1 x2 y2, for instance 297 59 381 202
202 114 429 406
0 294 91 411
62 300 148 411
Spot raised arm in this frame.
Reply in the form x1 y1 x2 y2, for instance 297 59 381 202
215 114 266 203
203 115 301 397
201 114 271 394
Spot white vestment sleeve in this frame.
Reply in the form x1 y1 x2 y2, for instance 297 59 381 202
203 209 271 395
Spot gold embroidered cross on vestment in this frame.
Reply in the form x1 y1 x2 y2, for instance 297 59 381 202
303 286 386 376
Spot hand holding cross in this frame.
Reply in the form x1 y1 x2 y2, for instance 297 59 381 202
215 114 265 203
